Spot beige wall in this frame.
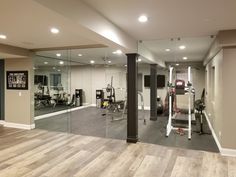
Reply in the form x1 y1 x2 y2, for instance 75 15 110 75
5 58 34 125
205 48 236 149
222 48 236 149
205 50 223 144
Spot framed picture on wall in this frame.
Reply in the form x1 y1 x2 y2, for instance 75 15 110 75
6 71 28 90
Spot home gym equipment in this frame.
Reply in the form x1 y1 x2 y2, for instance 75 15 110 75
75 89 83 106
96 90 104 108
166 66 195 140
120 91 146 124
34 83 52 109
157 96 163 114
102 77 125 121
102 76 146 124
194 89 210 135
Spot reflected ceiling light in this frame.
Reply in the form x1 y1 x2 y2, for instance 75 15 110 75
179 45 186 50
124 64 127 67
0 34 7 39
56 53 61 57
78 54 82 57
44 62 48 65
113 50 122 55
59 61 64 65
138 15 148 23
57 69 61 72
165 48 171 52
50 27 59 34
90 60 95 64
138 58 142 62
176 63 179 66
53 67 56 70
183 57 188 60
33 67 36 70
108 60 111 64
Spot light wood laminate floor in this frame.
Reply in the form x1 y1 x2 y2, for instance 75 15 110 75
0 126 235 177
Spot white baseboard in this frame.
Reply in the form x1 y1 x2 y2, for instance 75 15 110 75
91 104 150 110
34 105 92 120
138 106 150 110
0 120 5 125
203 111 222 150
3 122 35 130
221 148 236 157
204 111 236 157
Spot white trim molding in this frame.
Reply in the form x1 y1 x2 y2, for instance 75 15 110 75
0 120 5 125
3 122 35 130
204 111 236 157
138 106 150 110
34 105 92 120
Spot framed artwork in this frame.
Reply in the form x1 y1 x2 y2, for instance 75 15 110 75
6 71 28 90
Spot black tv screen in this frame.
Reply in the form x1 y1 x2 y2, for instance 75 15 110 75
144 75 150 87
34 75 48 86
144 75 165 88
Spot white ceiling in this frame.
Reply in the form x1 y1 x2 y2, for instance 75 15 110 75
35 47 127 66
143 36 215 62
1 0 235 64
85 0 236 40
0 0 98 49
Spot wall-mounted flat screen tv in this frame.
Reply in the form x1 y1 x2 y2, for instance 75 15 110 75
144 75 165 88
34 75 48 86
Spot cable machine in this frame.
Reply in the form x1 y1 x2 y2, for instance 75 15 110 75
166 66 194 140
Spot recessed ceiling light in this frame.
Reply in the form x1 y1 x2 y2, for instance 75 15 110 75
57 69 61 72
50 27 59 34
108 60 111 64
183 57 188 60
33 67 36 70
138 58 142 62
165 48 171 52
176 63 179 66
56 53 61 57
59 61 64 65
44 62 48 65
53 67 56 70
78 54 83 57
90 60 95 64
0 34 7 39
113 50 122 55
179 45 186 50
138 15 148 23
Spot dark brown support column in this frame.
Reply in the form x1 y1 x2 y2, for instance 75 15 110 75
150 64 157 121
0 60 4 120
126 53 139 143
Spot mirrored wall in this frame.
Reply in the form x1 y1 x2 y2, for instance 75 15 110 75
33 47 128 140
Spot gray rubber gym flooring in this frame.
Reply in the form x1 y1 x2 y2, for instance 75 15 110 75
35 107 219 153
